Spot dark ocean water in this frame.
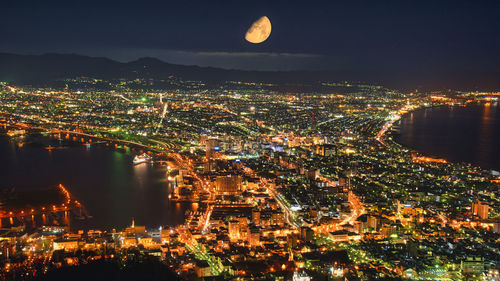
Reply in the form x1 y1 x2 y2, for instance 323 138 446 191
395 102 500 171
0 135 193 230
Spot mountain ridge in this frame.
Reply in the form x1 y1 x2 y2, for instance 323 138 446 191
0 52 499 90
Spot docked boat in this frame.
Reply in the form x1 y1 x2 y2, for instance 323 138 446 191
133 153 152 165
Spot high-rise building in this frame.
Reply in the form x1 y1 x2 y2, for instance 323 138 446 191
206 138 221 159
228 217 249 242
252 209 261 226
367 215 378 230
215 174 243 194
472 200 489 219
300 226 314 242
315 144 336 157
205 138 222 172
248 226 260 247
228 219 240 242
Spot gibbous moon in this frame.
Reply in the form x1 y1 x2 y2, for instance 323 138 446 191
245 16 272 44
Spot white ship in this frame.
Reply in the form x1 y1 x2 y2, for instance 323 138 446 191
133 153 152 165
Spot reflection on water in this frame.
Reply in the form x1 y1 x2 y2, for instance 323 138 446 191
396 103 500 170
133 162 149 188
477 103 494 165
0 135 192 230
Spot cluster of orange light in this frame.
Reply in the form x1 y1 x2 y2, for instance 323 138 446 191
412 156 447 164
1 184 80 219
430 96 448 101
475 92 500 96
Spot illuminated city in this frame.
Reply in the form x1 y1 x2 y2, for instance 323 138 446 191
1 80 499 280
1 1 500 281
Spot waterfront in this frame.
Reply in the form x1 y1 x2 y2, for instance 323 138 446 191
396 102 500 171
2 103 499 230
0 134 192 230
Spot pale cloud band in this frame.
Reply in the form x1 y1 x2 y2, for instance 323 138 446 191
193 51 321 58
1 45 330 71
87 48 328 71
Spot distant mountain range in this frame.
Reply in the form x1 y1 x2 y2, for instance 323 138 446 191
0 53 331 85
0 53 499 90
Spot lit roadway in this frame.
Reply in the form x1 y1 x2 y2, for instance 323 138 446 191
316 174 365 228
2 121 159 151
177 226 226 275
0 184 83 219
273 155 365 230
236 164 299 228
376 103 418 145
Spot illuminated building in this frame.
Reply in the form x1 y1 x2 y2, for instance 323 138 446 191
367 215 378 231
215 174 242 194
461 256 485 276
248 226 260 247
300 226 313 242
252 209 260 225
292 271 311 281
205 138 222 172
228 219 241 242
472 200 489 219
206 138 221 159
53 238 79 251
121 237 137 248
41 225 69 234
194 260 212 278
125 219 146 235
315 144 336 157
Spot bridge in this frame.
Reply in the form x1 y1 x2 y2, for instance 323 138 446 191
0 119 173 154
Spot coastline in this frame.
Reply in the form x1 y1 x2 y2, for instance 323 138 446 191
389 102 500 172
0 132 192 231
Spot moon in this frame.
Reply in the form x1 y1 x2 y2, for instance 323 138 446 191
245 16 272 44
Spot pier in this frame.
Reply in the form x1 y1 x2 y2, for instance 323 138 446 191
0 184 89 227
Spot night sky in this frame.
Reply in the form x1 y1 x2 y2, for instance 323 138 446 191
1 0 500 75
